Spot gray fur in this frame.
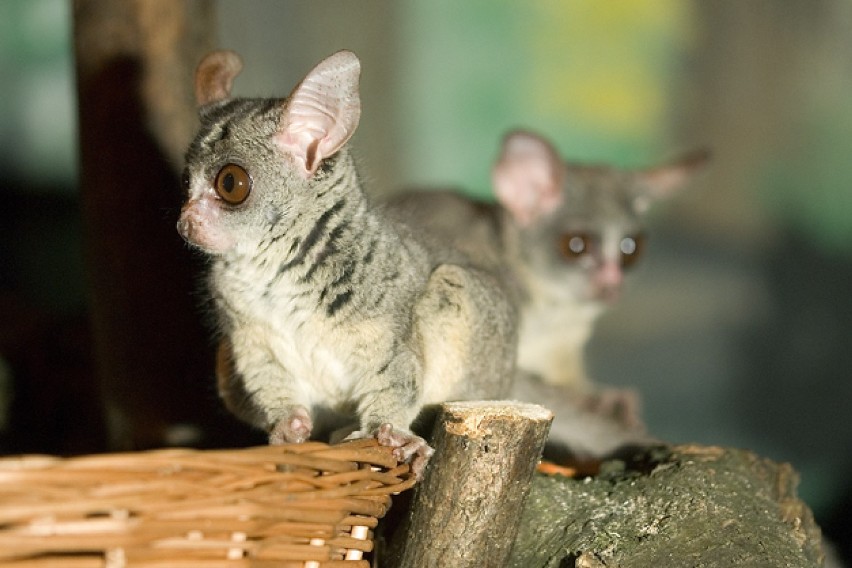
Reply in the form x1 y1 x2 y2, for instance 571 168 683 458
178 51 516 474
387 131 706 453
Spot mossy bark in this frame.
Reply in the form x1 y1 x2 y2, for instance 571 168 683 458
510 444 824 567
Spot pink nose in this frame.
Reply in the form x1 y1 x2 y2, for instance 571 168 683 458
176 214 194 242
177 204 204 245
176 200 234 253
594 261 623 302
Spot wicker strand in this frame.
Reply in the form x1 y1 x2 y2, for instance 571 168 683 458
0 439 413 566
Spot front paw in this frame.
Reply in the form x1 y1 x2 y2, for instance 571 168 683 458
376 423 434 479
582 387 644 431
269 406 313 444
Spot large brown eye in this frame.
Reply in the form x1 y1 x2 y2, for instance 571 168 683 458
214 164 251 205
620 233 645 268
558 232 592 261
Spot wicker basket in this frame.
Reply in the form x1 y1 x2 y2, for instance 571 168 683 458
0 438 416 567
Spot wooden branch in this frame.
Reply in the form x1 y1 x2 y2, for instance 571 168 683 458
74 0 216 167
73 0 256 449
389 401 552 567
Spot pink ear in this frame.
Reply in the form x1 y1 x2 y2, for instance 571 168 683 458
492 131 565 225
275 50 361 178
194 50 243 106
633 148 711 212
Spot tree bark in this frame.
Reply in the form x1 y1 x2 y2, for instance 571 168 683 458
510 444 825 567
389 401 552 568
73 0 257 449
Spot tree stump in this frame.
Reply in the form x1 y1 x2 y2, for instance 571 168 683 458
389 401 553 568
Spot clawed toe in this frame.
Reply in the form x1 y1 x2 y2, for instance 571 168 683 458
376 423 434 478
269 406 313 444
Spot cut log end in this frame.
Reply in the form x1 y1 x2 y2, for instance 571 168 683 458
387 400 553 568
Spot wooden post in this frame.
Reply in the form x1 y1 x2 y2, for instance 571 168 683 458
73 0 256 449
389 401 552 568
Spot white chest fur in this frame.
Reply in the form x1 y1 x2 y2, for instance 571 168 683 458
212 258 374 407
516 273 604 389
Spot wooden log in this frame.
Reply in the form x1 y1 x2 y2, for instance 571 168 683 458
389 401 552 568
510 444 825 567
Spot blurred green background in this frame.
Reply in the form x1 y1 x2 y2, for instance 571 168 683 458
1 0 850 560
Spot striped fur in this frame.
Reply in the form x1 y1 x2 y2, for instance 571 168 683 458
178 52 517 475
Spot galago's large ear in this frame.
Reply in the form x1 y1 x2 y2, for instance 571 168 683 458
633 148 711 213
492 130 566 226
275 50 361 178
195 50 243 106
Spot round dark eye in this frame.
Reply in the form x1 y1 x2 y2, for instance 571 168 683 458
558 232 591 260
214 164 251 205
620 233 645 268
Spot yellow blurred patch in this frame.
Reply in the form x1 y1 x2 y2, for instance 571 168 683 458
524 0 692 136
